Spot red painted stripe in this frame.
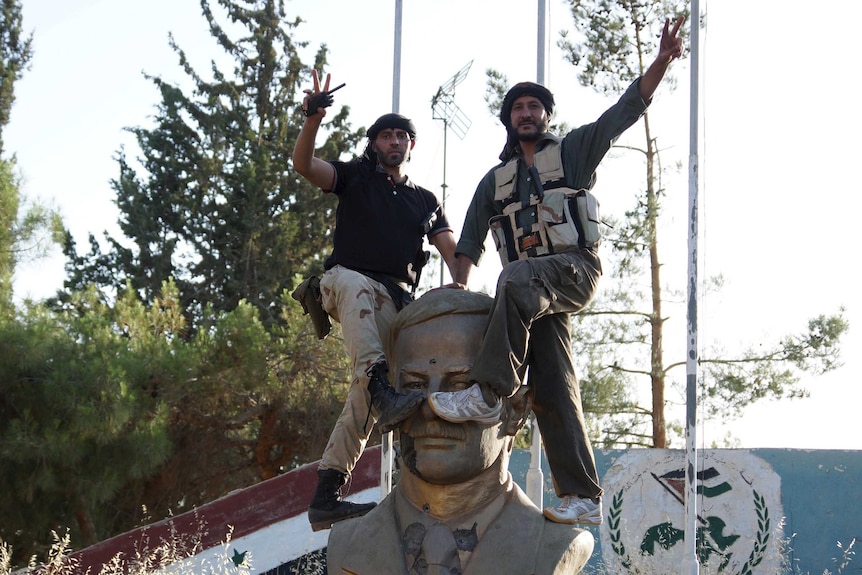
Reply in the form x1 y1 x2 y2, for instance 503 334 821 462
68 446 382 571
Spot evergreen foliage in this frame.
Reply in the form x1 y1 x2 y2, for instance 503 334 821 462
60 0 363 331
0 0 63 311
0 0 32 156
488 0 848 448
558 0 847 447
0 279 349 565
0 157 65 310
1 0 356 566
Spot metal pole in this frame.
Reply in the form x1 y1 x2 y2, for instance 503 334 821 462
381 0 404 499
684 2 701 574
537 0 546 84
526 0 548 510
440 122 448 285
392 0 402 113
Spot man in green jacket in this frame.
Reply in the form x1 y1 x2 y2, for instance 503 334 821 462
431 17 684 525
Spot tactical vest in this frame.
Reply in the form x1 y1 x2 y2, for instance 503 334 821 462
489 139 602 266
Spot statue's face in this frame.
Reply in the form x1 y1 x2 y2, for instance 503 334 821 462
394 313 509 485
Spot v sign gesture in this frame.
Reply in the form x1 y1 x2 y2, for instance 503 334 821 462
639 15 686 101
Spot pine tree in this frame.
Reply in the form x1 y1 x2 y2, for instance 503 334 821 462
486 0 848 447
558 0 847 447
0 0 32 156
62 0 363 331
0 285 175 558
0 0 62 311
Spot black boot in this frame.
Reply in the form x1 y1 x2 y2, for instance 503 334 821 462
367 360 424 433
307 469 376 532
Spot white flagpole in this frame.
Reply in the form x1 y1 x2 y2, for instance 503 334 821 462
684 1 701 573
536 0 546 83
381 0 403 500
392 0 402 114
526 0 548 511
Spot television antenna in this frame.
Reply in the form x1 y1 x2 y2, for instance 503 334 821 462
430 60 472 285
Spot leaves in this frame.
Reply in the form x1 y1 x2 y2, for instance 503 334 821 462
1 1 357 566
0 0 33 155
61 0 361 332
698 310 848 419
554 0 844 447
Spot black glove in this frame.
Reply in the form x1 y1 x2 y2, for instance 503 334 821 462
305 92 334 116
304 83 346 117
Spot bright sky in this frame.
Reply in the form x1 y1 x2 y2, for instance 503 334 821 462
7 0 860 450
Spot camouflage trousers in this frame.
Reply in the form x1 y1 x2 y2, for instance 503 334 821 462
317 265 398 476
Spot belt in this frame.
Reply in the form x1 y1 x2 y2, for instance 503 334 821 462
361 271 410 293
354 269 414 311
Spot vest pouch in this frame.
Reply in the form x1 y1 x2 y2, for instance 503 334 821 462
540 190 579 251
489 214 519 266
570 190 602 247
539 189 601 251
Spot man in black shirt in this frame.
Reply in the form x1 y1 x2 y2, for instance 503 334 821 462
293 70 457 531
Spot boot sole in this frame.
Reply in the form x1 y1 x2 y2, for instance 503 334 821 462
376 395 425 433
309 507 374 532
308 504 376 531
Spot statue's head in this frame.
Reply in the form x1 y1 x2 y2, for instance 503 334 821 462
389 289 531 485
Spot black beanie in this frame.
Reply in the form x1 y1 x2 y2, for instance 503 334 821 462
366 113 417 140
499 82 555 129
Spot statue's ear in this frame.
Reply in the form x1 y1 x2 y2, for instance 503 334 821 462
505 386 533 436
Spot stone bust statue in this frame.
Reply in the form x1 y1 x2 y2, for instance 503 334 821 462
327 289 593 574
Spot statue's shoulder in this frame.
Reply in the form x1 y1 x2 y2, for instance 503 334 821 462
327 495 399 571
502 486 594 574
535 521 595 575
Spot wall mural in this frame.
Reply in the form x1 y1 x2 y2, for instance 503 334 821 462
599 450 784 574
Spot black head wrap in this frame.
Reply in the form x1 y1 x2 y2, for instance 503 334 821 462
498 82 555 162
499 82 555 129
363 113 417 161
366 113 417 140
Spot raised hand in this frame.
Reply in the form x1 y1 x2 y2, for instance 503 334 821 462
302 70 333 118
658 16 685 64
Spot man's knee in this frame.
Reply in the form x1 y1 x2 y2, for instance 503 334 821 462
498 260 554 313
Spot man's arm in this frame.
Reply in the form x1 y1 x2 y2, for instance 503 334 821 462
292 70 337 190
448 172 497 287
452 253 476 287
638 16 685 101
429 231 459 282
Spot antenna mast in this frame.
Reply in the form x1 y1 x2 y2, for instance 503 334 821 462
431 60 473 285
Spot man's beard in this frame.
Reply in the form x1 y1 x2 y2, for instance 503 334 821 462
376 148 408 168
516 119 549 142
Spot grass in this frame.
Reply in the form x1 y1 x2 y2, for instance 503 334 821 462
2 526 854 575
0 524 252 575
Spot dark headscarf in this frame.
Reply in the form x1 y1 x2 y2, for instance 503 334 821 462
367 113 417 140
498 82 555 162
363 113 417 161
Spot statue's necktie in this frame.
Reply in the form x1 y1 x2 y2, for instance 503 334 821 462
421 523 462 575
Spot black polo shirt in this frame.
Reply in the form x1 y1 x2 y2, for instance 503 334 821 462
324 159 451 284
